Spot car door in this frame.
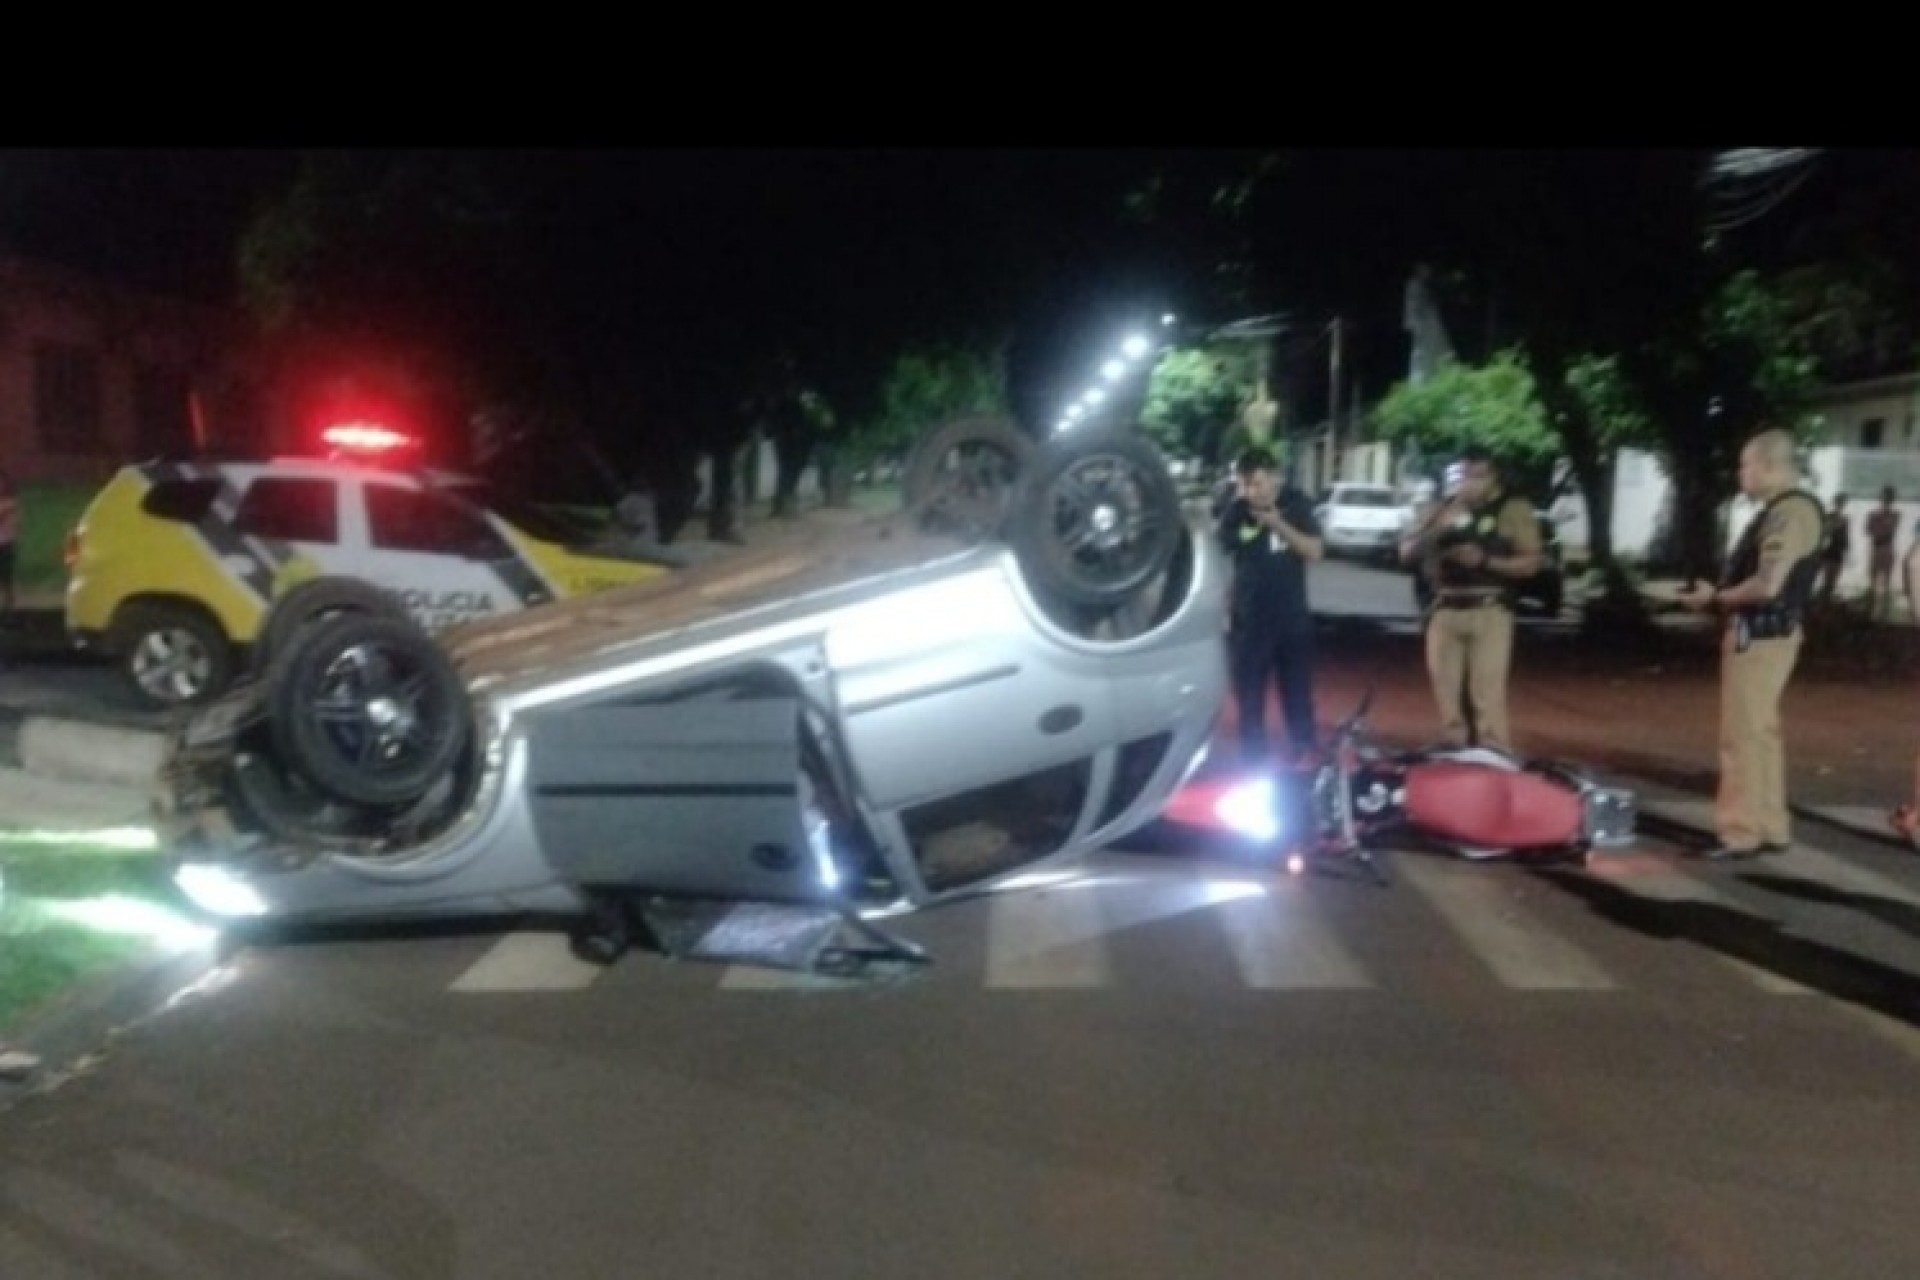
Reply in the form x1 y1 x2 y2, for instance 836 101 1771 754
229 474 352 612
827 565 1118 805
358 478 553 631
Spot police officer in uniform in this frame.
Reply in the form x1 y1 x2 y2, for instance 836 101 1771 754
1218 446 1324 763
1398 445 1542 751
1677 428 1825 859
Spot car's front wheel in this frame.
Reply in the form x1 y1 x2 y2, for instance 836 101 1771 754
269 613 472 809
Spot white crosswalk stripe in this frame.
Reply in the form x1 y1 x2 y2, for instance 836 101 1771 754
983 881 1112 988
450 933 603 993
1214 889 1374 989
437 837 1920 1007
1396 855 1618 990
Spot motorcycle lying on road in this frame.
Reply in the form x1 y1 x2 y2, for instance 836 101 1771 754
1160 692 1639 882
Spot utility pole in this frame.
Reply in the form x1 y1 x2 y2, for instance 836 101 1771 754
1328 316 1343 486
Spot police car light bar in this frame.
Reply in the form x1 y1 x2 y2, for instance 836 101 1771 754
322 422 416 454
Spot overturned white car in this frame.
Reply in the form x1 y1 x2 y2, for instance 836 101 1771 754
155 423 1230 971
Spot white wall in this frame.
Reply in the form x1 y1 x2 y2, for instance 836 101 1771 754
1548 447 1671 560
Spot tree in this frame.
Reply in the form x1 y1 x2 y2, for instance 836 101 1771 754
1555 351 1661 595
1370 350 1559 494
1620 264 1839 575
1140 346 1257 464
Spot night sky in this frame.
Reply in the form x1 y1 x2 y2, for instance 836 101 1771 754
2 148 1911 437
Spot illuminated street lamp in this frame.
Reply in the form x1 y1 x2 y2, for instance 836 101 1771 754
1101 359 1126 381
1122 334 1151 359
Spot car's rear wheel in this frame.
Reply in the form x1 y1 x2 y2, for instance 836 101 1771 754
1007 428 1183 611
119 601 234 708
269 613 471 809
901 415 1035 542
250 576 411 677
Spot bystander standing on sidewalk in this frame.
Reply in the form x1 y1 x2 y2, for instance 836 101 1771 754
1866 486 1900 619
1816 493 1849 606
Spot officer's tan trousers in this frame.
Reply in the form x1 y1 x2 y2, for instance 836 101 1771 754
1716 628 1802 850
1425 601 1515 751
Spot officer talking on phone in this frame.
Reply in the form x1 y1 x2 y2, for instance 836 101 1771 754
1217 446 1325 764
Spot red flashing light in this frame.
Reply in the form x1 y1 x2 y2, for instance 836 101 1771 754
322 422 418 455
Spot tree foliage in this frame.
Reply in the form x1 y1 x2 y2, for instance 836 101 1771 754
856 342 1012 464
1140 346 1256 462
1370 351 1558 479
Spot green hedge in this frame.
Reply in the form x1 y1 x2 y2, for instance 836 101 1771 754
12 484 96 600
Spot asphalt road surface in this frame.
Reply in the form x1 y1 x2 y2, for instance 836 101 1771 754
11 562 1920 1277
7 809 1920 1277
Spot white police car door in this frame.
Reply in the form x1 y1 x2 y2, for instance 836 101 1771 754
227 473 355 600
355 478 553 631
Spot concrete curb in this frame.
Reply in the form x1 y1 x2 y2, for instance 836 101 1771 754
0 766 153 830
0 710 164 786
17 716 167 790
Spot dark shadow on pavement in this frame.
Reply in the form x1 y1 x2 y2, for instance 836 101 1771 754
222 911 541 953
1739 871 1920 947
1534 865 1920 1028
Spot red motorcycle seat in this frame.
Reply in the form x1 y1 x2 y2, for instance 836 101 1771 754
1404 762 1584 849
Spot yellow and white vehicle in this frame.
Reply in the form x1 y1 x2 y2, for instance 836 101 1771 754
66 453 673 708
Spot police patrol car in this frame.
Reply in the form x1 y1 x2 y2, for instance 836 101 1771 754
65 433 673 708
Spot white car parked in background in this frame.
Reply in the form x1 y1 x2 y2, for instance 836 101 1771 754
1314 483 1411 562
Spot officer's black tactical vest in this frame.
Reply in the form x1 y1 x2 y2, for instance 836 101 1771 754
1721 489 1825 639
1433 490 1526 601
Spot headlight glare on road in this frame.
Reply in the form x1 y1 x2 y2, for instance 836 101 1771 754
174 863 271 919
1215 776 1282 842
43 894 217 951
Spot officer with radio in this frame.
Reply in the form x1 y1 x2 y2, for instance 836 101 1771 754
1676 428 1825 859
1398 446 1543 751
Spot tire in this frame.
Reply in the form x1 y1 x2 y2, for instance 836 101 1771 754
250 576 411 677
900 415 1036 542
1007 428 1183 611
118 601 235 708
268 613 472 809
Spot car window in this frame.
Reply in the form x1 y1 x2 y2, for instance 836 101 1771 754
439 479 599 546
232 477 339 543
140 477 221 523
367 483 512 560
1332 487 1397 507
